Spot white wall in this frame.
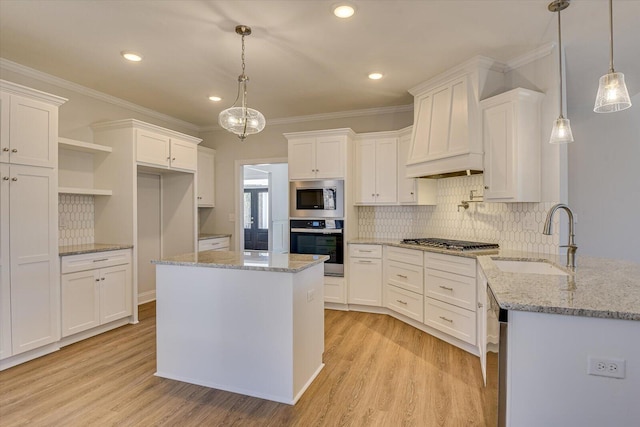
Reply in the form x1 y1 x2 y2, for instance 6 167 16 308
568 92 640 263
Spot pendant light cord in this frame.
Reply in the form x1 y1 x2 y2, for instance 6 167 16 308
608 0 615 73
557 7 564 118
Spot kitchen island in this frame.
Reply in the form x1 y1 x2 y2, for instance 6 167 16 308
152 250 328 404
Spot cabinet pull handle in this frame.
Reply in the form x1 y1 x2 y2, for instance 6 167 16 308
11 177 17 182
478 302 483 309
359 250 373 253
11 148 18 153
92 258 109 262
397 274 408 279
2 147 8 152
166 157 171 160
95 278 100 282
396 299 408 305
357 260 372 263
439 285 454 291
439 316 453 323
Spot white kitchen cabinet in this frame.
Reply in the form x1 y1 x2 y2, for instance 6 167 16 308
197 146 215 207
1 164 59 357
397 127 437 205
0 81 65 169
285 129 354 180
61 249 132 338
136 129 198 172
198 236 230 251
348 244 382 306
383 246 424 321
476 263 488 385
481 88 544 202
424 252 477 346
324 276 346 304
354 134 397 205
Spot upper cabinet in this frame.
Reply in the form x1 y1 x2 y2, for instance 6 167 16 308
136 129 198 172
406 57 505 179
354 133 398 205
197 146 215 207
481 88 544 202
285 129 355 180
1 80 67 168
398 127 437 205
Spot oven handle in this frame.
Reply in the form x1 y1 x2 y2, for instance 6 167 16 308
290 228 343 234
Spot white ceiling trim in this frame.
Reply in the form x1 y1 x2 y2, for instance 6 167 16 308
0 58 200 132
505 42 556 72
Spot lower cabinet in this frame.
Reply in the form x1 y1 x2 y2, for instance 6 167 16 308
198 236 230 251
383 246 424 321
324 276 346 304
60 249 132 338
348 244 382 306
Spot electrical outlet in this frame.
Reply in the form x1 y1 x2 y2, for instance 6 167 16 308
523 214 537 231
588 356 626 379
59 213 69 229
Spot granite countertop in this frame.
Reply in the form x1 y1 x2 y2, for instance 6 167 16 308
152 250 329 273
198 233 232 240
348 239 640 321
59 243 134 256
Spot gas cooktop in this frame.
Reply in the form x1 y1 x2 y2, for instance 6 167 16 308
400 238 499 252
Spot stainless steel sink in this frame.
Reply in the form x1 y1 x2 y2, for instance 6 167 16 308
492 259 569 276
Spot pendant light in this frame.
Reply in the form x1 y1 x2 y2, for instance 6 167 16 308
593 0 632 113
548 0 574 144
218 25 266 141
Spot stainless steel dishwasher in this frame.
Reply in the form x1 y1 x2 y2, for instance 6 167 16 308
486 284 508 426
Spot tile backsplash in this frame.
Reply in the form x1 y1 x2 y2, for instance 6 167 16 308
358 174 561 254
58 194 95 246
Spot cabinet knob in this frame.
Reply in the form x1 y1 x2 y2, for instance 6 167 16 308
11 148 18 153
172 157 176 161
2 176 8 181
101 277 105 281
410 192 414 195
484 186 489 190
11 177 17 182
2 147 8 152
95 278 100 282
166 157 171 160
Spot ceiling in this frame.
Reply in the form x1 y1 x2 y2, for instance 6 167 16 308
1 0 638 129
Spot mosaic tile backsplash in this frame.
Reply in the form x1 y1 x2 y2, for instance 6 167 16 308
358 174 561 254
58 194 95 246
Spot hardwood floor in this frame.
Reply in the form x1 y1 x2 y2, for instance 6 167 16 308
0 303 495 426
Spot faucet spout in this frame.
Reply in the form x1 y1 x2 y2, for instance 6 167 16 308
543 203 577 270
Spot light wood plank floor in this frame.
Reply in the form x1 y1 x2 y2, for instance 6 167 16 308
0 303 495 426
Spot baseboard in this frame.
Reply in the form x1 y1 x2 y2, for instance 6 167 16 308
138 290 156 305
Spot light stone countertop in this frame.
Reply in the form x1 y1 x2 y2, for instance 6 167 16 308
198 233 232 240
348 239 640 321
152 250 329 273
59 243 134 256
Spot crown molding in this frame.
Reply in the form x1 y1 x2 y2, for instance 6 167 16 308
505 42 556 71
0 58 200 132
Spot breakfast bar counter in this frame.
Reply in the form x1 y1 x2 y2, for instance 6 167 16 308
152 251 328 404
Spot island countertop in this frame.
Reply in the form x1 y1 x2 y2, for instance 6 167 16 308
152 250 329 273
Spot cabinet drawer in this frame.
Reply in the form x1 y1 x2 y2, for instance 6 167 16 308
324 276 345 304
424 297 476 345
385 284 423 322
424 252 476 277
386 259 424 294
198 237 229 251
385 246 423 266
425 268 476 311
349 244 382 258
61 249 131 274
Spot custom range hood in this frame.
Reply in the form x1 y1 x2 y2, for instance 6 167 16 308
405 56 506 179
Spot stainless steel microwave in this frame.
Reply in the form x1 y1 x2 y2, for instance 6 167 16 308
289 180 344 218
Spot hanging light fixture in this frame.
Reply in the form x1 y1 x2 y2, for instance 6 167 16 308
593 0 632 113
548 0 574 144
218 25 266 141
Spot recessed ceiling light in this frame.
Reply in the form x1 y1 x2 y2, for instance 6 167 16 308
368 72 383 80
121 51 143 62
333 4 355 18
209 96 222 102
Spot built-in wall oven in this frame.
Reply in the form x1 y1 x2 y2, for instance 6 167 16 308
290 219 344 277
290 180 344 218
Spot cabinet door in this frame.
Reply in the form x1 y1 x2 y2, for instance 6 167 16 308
0 92 9 164
288 138 316 180
9 165 58 354
0 164 10 359
136 130 170 168
197 147 215 207
99 264 132 324
61 270 100 337
483 101 514 200
354 139 376 204
398 133 417 203
170 138 197 172
348 257 382 306
8 94 58 168
374 138 397 203
315 136 345 179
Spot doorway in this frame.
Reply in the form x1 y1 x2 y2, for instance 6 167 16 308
244 188 269 250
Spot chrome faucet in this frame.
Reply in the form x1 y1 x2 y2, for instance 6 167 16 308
543 203 577 271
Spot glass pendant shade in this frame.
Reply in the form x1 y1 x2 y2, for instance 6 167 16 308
594 71 632 113
549 117 574 144
218 106 266 141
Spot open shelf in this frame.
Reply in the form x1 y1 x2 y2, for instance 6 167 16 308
58 137 112 154
58 187 113 196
